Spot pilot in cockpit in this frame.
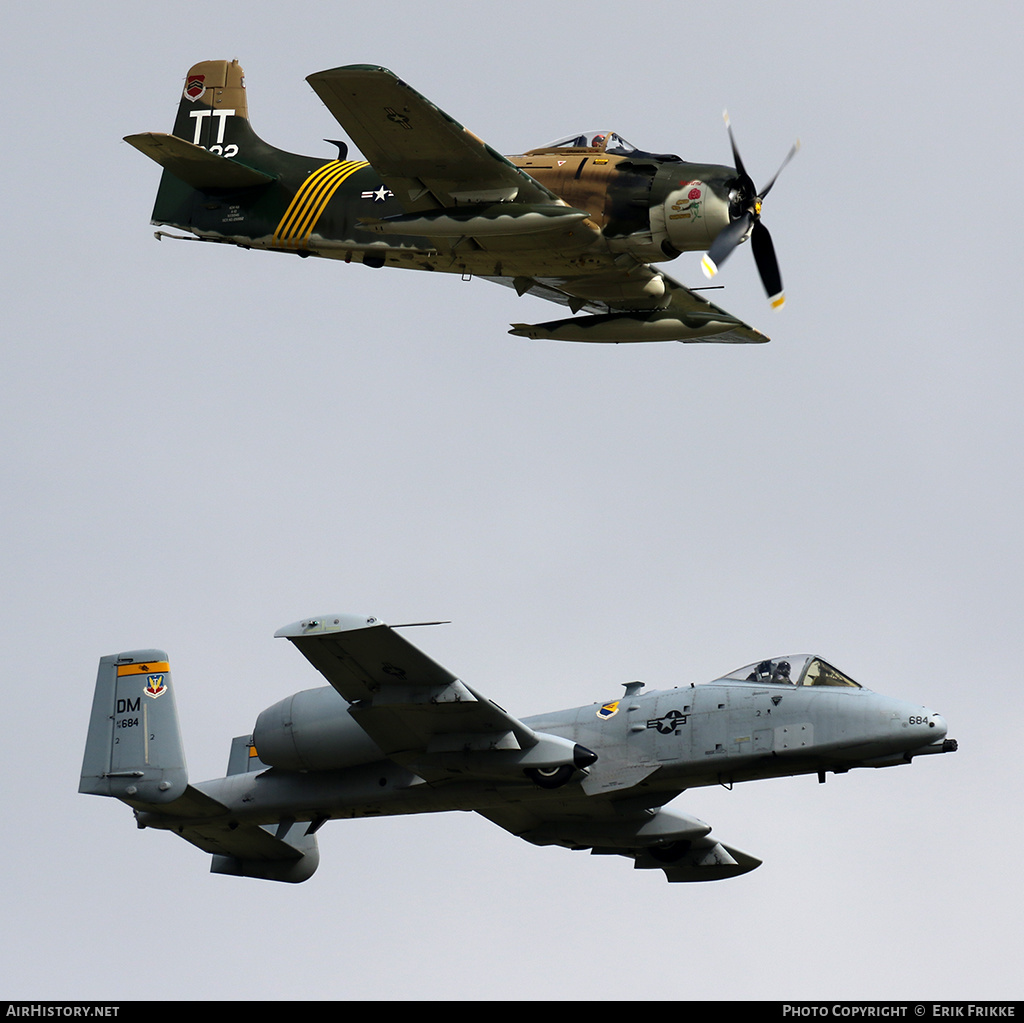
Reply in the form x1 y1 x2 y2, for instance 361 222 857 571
746 660 773 682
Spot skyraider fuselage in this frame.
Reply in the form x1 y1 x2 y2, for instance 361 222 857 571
149 139 735 275
127 60 796 344
81 616 955 885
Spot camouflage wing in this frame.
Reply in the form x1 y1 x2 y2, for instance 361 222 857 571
306 65 765 342
306 65 563 212
498 265 770 343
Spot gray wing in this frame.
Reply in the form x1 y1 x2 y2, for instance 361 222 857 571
479 800 763 882
274 614 584 783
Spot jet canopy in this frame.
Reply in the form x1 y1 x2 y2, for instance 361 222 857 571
719 655 862 688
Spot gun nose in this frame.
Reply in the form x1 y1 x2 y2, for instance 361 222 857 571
930 713 947 740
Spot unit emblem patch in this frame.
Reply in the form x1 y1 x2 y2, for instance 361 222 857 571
144 674 167 698
184 75 206 102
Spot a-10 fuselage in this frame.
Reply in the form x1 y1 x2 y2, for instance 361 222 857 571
137 658 951 831
84 624 955 882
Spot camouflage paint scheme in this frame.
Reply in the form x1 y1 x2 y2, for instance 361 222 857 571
127 60 780 343
81 615 956 883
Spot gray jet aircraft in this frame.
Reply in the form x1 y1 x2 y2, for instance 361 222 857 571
80 614 956 883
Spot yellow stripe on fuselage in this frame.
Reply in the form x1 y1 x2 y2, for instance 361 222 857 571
116 662 170 676
273 160 368 248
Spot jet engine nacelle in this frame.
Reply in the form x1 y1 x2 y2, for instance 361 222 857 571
253 686 385 772
252 683 596 789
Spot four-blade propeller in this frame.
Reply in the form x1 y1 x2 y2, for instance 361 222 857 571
701 112 799 309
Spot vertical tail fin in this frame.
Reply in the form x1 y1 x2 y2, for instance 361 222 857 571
125 60 279 227
171 60 260 152
79 651 187 805
225 733 270 775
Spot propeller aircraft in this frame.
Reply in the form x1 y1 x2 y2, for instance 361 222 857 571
127 60 798 344
80 615 956 884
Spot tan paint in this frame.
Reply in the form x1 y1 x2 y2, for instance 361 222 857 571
184 59 250 119
510 150 629 227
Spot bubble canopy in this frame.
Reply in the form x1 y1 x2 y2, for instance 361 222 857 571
717 656 862 688
541 131 637 153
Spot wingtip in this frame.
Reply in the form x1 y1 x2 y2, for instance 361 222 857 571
274 614 383 639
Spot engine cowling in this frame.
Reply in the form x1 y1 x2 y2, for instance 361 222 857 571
650 169 732 256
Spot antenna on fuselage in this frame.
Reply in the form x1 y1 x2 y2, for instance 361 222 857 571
324 138 348 160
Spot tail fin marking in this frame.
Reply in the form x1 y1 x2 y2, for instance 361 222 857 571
79 651 188 805
171 60 252 149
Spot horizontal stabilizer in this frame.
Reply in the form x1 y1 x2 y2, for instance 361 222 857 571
124 132 275 190
136 805 321 884
205 822 320 883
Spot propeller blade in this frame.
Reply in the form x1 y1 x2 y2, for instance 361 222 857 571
723 110 749 183
758 139 800 201
702 211 753 278
751 221 784 308
713 113 795 303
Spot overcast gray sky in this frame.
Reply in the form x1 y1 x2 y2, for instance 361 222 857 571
2 0 1020 1002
